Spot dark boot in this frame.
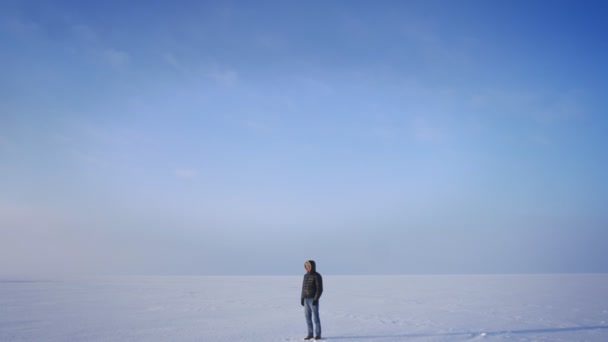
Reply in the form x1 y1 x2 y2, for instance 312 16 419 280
314 336 322 340
304 335 313 340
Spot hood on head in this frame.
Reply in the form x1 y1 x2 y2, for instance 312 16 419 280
305 260 316 273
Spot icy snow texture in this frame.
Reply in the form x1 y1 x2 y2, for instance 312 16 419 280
2 274 608 341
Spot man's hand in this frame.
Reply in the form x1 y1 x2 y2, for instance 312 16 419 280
301 299 304 306
312 299 318 305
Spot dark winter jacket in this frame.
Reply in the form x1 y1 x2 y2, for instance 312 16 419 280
301 260 323 301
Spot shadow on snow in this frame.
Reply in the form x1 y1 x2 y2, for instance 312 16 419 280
326 325 608 340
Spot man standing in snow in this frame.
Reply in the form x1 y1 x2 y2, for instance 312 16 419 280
301 260 323 340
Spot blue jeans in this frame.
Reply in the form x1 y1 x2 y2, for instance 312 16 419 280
303 297 321 336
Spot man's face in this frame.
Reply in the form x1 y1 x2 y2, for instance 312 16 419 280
305 263 311 272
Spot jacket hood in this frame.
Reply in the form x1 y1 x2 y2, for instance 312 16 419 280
305 260 316 273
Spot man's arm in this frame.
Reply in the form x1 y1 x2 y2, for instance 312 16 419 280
314 274 323 301
301 275 306 306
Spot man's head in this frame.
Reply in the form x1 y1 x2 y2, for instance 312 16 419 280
304 260 316 273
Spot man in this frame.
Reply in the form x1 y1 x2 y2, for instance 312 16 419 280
301 260 323 340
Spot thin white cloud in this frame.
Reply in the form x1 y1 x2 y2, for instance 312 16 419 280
175 168 198 180
71 150 107 168
71 24 97 42
469 88 587 125
70 25 131 70
402 21 439 48
412 116 446 143
208 65 238 86
369 126 398 143
400 19 473 66
468 89 537 111
242 120 273 133
533 89 587 124
0 15 38 35
530 134 551 146
301 77 334 96
161 57 238 86
253 32 285 49
164 52 181 69
103 48 130 67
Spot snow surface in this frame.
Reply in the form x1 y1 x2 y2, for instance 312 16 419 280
1 274 608 341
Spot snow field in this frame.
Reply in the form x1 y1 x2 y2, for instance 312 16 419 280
1 274 608 341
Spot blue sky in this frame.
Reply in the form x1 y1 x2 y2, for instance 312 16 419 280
1 1 607 276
